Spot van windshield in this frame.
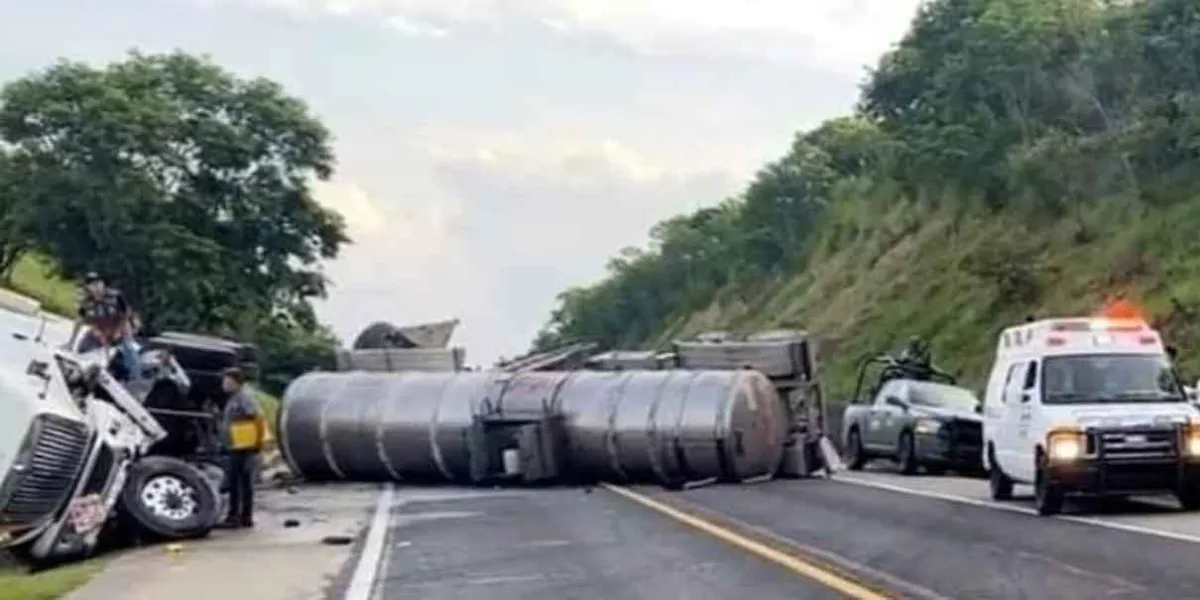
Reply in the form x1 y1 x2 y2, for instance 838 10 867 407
1042 354 1185 404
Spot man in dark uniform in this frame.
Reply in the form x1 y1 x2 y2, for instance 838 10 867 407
898 335 934 380
219 367 264 529
72 272 141 381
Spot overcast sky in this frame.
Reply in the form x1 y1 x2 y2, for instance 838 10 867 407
0 0 923 365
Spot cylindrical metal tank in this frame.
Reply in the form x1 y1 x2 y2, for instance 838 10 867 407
278 368 787 488
279 371 496 482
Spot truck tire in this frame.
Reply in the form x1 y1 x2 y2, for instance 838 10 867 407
1034 452 1064 516
897 431 919 475
845 428 867 471
988 446 1014 500
120 456 220 541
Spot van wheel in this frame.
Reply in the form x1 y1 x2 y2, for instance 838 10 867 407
845 428 867 471
1034 454 1064 516
120 456 220 540
897 432 919 475
988 447 1014 500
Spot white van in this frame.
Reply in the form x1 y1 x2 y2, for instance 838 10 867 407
981 317 1200 515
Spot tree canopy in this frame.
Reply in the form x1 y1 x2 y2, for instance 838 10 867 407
0 51 349 391
534 0 1200 353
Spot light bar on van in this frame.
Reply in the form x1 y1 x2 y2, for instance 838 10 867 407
1049 318 1147 333
1044 332 1158 347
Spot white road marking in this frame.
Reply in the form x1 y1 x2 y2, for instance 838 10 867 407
835 474 1200 545
465 574 547 585
345 482 395 600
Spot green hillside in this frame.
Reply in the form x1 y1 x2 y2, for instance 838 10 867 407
533 0 1200 397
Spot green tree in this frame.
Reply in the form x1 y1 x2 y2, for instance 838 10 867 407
0 51 348 337
0 151 35 279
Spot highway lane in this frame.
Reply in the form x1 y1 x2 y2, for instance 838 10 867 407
636 474 1200 599
361 486 849 600
339 467 1200 600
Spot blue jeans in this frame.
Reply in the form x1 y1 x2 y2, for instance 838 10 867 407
79 330 140 380
116 335 140 379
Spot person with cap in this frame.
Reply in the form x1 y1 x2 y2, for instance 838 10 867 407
219 366 264 529
72 272 141 381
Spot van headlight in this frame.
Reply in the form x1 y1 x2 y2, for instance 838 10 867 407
914 419 942 435
1047 428 1085 461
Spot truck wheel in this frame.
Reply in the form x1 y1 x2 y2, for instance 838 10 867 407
897 432 919 475
988 446 1014 500
120 456 220 541
845 428 867 471
1034 455 1064 516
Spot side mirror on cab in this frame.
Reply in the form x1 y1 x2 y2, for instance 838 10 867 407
974 402 983 414
885 396 908 411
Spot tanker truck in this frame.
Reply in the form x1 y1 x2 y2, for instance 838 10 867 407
0 297 226 565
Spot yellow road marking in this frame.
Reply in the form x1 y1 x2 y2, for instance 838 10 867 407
600 483 891 600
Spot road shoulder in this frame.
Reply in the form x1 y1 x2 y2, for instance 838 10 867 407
65 483 380 600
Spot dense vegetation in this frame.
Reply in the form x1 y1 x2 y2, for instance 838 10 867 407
0 51 345 393
534 0 1200 394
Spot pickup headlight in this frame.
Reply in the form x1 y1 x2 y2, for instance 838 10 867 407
914 419 942 435
1047 428 1085 461
1184 418 1200 456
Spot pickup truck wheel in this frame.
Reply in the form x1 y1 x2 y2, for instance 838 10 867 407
897 432 919 475
1034 456 1064 516
845 429 867 471
120 456 219 541
988 458 1014 500
1177 485 1200 511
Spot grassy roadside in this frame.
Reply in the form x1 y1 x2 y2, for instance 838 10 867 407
0 562 106 600
649 199 1200 403
5 255 77 317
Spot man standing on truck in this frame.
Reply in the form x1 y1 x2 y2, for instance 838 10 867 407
898 336 933 379
219 367 264 529
72 272 141 381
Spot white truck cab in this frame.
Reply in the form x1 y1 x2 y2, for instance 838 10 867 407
0 295 220 564
981 316 1200 515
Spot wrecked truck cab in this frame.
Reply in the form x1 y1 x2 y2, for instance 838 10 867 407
0 326 222 565
0 340 92 549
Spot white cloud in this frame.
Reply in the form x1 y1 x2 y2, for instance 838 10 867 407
311 179 464 342
384 14 449 37
312 180 389 238
419 136 739 359
209 0 924 72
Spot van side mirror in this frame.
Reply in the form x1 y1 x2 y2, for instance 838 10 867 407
974 402 983 414
1021 393 1031 404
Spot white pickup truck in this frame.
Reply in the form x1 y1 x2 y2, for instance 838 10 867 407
0 292 223 565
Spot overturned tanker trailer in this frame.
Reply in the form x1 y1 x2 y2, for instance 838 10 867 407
278 368 790 489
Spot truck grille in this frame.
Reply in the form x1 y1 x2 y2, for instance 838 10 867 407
0 415 90 527
1085 426 1177 460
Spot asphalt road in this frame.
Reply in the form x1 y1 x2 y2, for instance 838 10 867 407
339 468 1200 600
637 474 1200 599
367 487 843 600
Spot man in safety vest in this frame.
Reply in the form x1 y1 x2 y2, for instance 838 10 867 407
219 367 265 529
